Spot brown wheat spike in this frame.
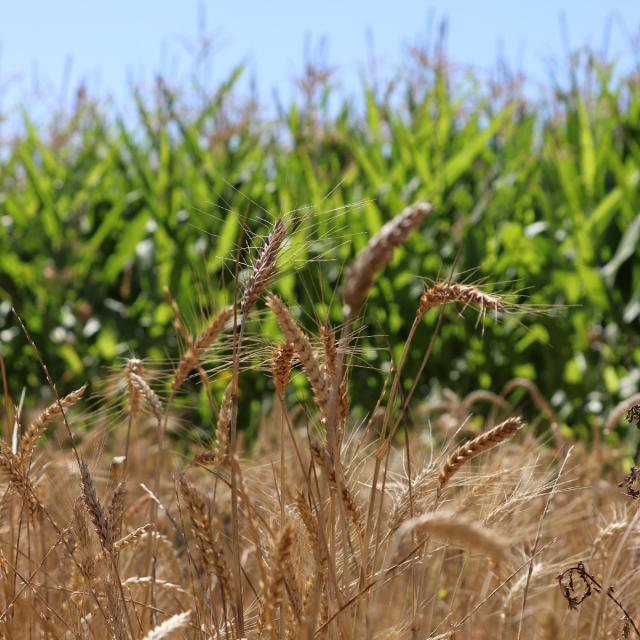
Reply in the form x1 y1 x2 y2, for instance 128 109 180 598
172 306 232 391
189 451 218 468
96 524 152 561
106 481 126 546
395 512 508 562
129 373 163 424
177 474 232 594
418 281 507 318
79 458 110 549
19 383 87 466
126 358 144 416
72 496 94 578
142 610 192 640
260 521 294 633
338 377 349 438
0 440 41 515
438 416 523 492
320 324 337 380
342 201 432 317
241 218 287 315
272 342 295 397
266 294 329 416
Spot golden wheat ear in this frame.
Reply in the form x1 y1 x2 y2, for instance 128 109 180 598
241 217 288 316
266 293 329 417
438 416 523 493
342 201 431 318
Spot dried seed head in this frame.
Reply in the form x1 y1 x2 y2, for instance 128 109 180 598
126 359 144 416
242 218 287 315
272 342 295 397
342 202 431 317
320 324 337 379
172 307 232 391
79 459 109 549
438 417 523 492
395 511 508 562
106 481 127 546
266 294 329 416
129 373 163 424
19 384 87 466
0 440 41 515
418 282 506 318
142 610 192 640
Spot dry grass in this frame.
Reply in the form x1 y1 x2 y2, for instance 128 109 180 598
1 201 639 639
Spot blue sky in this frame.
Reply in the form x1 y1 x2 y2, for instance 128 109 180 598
0 1 639 112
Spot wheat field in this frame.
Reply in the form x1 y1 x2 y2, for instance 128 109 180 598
1 202 639 639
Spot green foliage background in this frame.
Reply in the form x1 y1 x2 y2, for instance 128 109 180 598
1 45 639 439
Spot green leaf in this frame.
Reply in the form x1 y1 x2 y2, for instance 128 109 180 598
602 213 640 285
577 96 596 198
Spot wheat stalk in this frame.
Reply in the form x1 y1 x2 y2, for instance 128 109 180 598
214 382 233 464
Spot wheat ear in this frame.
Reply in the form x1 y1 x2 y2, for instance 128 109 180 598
395 512 508 562
438 417 523 492
106 481 126 546
342 201 431 317
128 373 163 424
78 459 109 549
19 383 87 466
172 306 232 391
241 218 287 315
142 610 192 640
178 475 232 595
0 440 41 515
272 342 295 397
266 294 329 416
418 282 506 317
